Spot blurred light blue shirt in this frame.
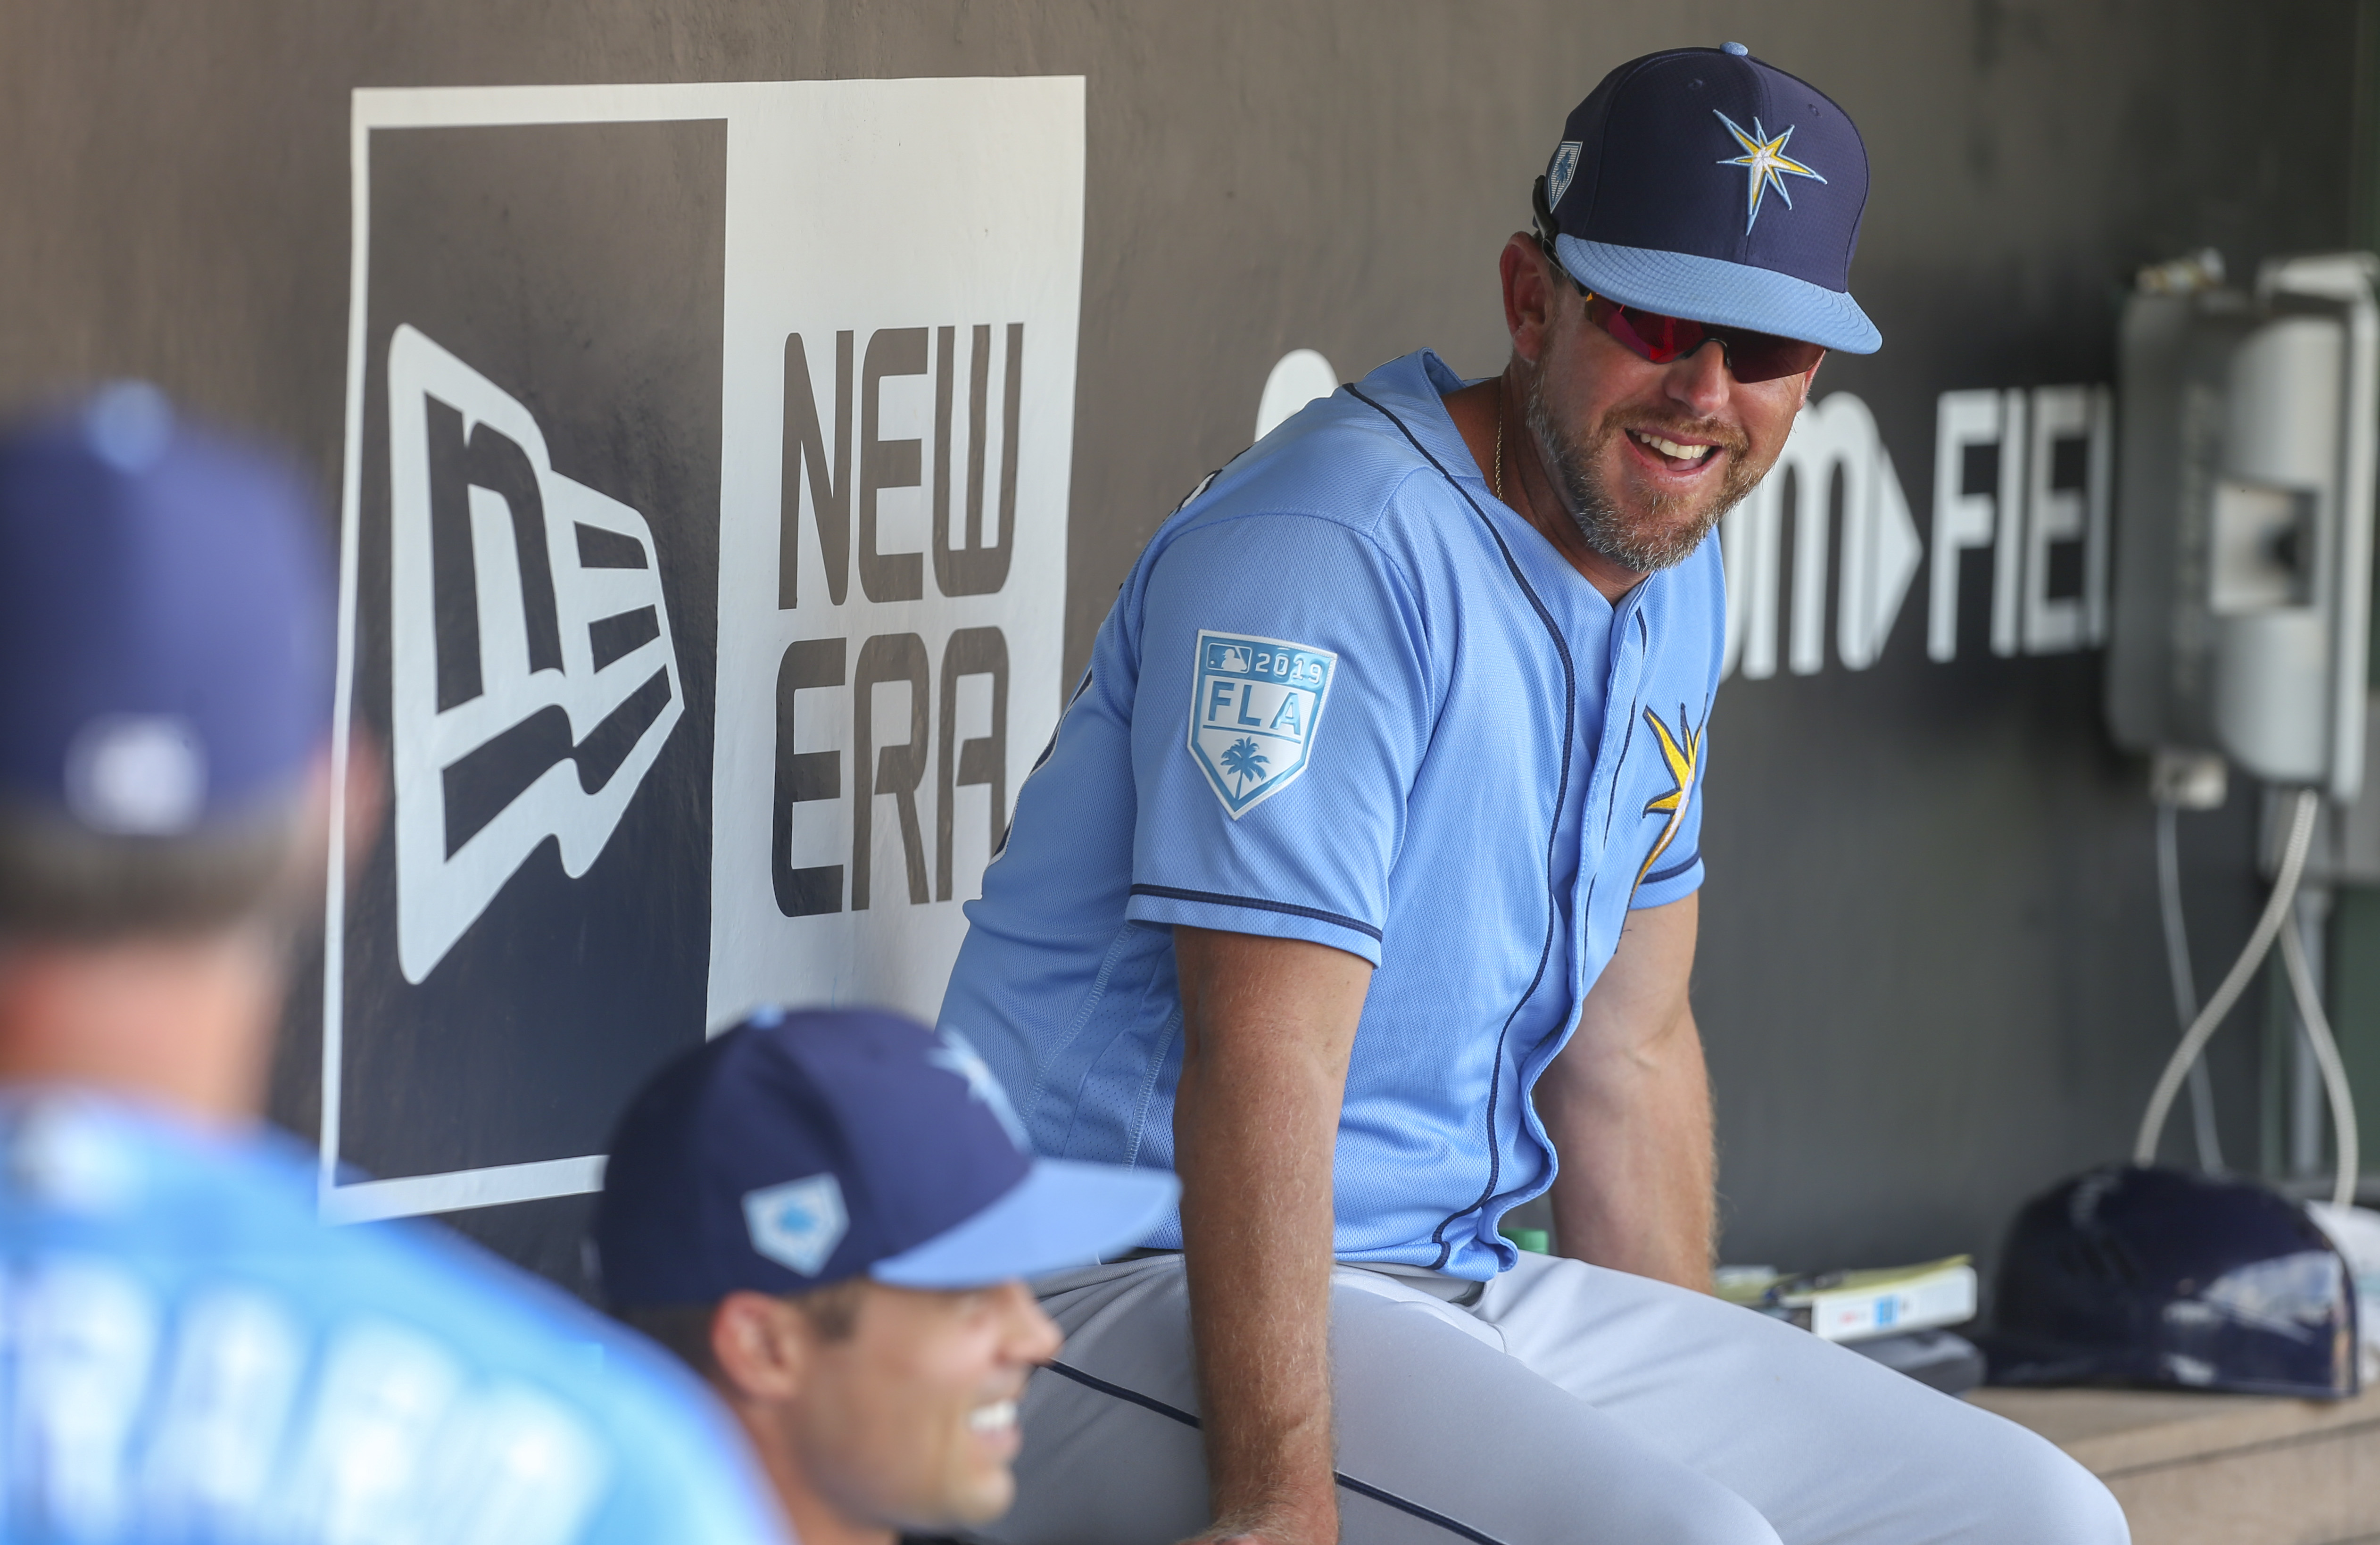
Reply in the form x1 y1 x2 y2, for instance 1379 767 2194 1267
0 1093 785 1544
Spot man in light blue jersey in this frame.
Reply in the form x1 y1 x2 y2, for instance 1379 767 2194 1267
0 383 787 1544
942 44 2126 1545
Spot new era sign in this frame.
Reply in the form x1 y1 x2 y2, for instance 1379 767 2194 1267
323 81 1081 1224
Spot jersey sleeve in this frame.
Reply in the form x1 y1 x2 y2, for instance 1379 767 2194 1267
1124 513 1432 964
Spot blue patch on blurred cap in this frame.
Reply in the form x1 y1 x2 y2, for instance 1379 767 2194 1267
64 715 207 836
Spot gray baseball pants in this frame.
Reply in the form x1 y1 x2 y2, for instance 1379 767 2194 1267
976 1251 2128 1545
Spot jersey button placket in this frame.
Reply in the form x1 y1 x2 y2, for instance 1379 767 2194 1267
1582 593 1649 974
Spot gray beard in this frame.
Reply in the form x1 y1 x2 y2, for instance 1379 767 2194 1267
1523 370 1760 574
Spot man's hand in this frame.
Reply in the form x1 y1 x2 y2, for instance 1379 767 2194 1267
1172 926 1369 1545
1533 893 1713 1288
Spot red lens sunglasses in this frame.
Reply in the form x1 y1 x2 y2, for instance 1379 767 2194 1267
1530 175 1824 385
1576 290 1824 384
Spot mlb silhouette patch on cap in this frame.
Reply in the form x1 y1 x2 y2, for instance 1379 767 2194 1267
743 1174 850 1276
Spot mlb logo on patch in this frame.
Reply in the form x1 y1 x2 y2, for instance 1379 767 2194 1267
1188 631 1336 817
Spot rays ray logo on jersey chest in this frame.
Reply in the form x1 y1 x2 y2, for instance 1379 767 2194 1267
1637 702 1704 889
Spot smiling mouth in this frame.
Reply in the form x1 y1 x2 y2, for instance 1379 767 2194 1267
967 1398 1019 1435
1627 428 1718 469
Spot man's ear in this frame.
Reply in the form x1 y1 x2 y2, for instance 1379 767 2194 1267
1501 233 1558 367
710 1290 812 1403
265 734 389 928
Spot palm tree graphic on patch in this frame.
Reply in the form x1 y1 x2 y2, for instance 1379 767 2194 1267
1219 737 1269 794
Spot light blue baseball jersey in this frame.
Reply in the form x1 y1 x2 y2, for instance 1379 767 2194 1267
940 350 1722 1279
0 1093 785 1544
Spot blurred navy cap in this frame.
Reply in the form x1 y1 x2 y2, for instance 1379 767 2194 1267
1538 42 1880 353
595 1006 1178 1308
0 382 333 834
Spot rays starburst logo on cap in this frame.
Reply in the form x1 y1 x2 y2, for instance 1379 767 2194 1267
1714 110 1826 233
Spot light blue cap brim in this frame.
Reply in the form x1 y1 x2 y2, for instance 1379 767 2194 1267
869 1158 1179 1290
1554 234 1881 355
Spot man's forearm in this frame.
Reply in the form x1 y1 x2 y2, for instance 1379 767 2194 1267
1177 1063 1341 1540
1539 1003 1713 1287
1173 927 1368 1545
1533 894 1712 1289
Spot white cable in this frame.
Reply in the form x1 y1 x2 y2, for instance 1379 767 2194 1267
2280 912 2360 1210
2136 789 2322 1168
2155 800 2225 1170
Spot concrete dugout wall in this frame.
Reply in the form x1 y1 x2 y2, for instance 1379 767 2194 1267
0 1 2358 1296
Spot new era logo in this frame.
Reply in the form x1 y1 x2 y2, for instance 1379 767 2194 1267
386 325 684 982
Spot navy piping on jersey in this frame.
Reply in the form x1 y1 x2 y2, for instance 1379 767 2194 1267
1344 385 1575 1270
1032 669 1096 778
1642 854 1700 888
1128 883 1383 943
1601 614 1655 845
996 667 1099 861
1042 1361 1513 1545
1603 702 1638 844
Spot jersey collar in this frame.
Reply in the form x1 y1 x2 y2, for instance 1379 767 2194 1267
1359 350 1489 483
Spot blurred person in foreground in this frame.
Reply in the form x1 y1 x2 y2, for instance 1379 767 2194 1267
593 1005 1177 1545
0 382 785 1543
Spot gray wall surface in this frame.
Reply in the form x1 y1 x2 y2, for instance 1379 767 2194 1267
0 0 2361 1296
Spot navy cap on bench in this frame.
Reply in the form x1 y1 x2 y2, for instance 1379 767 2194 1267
1537 42 1880 354
595 1006 1178 1308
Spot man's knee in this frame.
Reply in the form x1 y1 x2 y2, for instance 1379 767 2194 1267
1664 1502 1786 1545
1965 1424 2129 1545
1631 1490 1784 1545
2020 1456 2129 1545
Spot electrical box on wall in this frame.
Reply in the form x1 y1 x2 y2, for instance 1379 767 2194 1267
2106 253 2380 802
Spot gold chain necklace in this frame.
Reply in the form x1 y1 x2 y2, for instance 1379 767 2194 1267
1492 386 1505 503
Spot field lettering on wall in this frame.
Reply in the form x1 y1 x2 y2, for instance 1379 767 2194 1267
1717 385 2111 680
323 79 1084 1225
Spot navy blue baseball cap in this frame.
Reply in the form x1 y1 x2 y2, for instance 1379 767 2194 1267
0 382 332 834
1537 42 1880 354
595 1007 1179 1308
